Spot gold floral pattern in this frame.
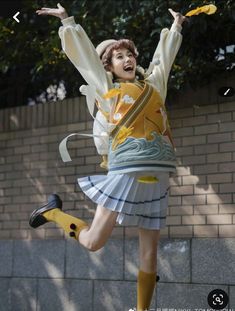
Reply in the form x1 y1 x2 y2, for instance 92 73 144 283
112 126 134 149
103 88 121 99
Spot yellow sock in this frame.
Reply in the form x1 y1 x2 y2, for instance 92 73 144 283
43 208 88 239
137 270 156 311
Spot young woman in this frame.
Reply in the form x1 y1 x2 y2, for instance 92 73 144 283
30 3 186 310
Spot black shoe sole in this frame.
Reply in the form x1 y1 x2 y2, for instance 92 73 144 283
29 194 62 228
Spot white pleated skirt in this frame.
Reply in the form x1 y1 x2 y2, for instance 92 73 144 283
77 171 169 230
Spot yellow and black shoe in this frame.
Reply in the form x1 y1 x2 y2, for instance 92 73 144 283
29 194 62 228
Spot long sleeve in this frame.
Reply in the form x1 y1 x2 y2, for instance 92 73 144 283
58 16 116 156
146 22 182 103
58 16 113 113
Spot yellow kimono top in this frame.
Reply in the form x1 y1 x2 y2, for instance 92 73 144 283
102 80 176 173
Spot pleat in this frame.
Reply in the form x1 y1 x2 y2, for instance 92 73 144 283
78 171 170 230
97 174 134 211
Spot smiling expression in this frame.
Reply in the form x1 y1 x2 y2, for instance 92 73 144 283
110 48 137 81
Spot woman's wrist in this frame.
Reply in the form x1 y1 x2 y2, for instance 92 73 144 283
171 21 182 33
173 20 183 27
60 12 68 20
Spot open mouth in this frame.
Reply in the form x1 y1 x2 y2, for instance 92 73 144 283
124 65 134 72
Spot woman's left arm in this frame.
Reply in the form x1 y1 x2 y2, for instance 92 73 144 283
146 8 187 102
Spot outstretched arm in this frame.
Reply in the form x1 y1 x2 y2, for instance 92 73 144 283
146 8 186 102
36 3 112 157
36 3 112 113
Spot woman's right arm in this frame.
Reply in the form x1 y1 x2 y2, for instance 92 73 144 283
36 3 112 110
37 4 112 157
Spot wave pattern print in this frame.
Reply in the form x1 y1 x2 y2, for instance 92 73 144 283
109 132 176 165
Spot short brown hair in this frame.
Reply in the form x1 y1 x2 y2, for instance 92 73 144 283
101 39 138 71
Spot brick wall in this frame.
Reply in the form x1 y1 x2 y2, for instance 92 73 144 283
0 76 235 239
166 76 235 239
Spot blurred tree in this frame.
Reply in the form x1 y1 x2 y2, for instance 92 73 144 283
0 0 234 108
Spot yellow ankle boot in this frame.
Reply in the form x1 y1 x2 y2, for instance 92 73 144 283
29 194 88 239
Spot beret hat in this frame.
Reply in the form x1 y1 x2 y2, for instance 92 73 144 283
96 39 117 58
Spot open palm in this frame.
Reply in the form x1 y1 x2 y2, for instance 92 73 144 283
36 3 68 20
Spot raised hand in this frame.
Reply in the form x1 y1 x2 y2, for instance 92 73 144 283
36 3 68 20
168 8 187 25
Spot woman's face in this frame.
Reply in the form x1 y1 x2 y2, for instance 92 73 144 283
110 48 137 81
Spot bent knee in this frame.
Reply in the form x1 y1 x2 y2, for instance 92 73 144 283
86 240 104 252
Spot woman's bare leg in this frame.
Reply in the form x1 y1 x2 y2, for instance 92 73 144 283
139 228 160 272
78 205 118 251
